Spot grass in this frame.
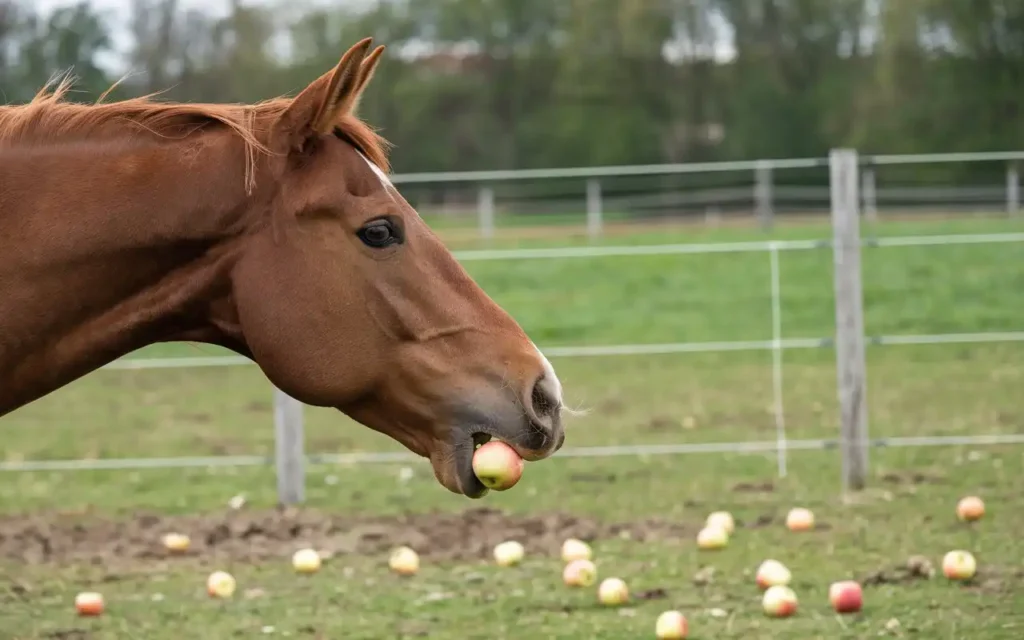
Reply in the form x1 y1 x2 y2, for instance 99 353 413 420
1 213 1023 638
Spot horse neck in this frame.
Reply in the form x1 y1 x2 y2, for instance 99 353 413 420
0 135 255 415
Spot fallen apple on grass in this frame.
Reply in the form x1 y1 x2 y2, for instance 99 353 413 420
785 507 815 532
561 538 593 563
493 540 525 567
956 496 985 522
161 532 190 552
654 610 688 639
755 559 792 590
389 546 420 576
75 592 104 617
705 511 735 535
829 580 863 613
942 550 977 581
762 584 798 618
597 577 629 606
206 571 236 599
696 525 729 550
563 559 597 587
472 440 524 490
292 548 322 574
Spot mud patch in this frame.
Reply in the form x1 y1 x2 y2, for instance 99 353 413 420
732 481 774 493
634 587 668 601
880 471 944 485
0 507 689 568
42 631 90 640
862 555 936 586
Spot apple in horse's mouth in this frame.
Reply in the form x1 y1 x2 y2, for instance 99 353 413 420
446 419 559 498
472 440 525 490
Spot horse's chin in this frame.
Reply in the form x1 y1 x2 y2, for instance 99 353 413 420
428 437 489 499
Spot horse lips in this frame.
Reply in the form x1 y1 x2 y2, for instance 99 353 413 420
472 440 524 490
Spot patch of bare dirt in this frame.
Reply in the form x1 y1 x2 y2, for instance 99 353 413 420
881 471 944 485
732 481 774 493
0 507 690 568
42 631 90 640
862 555 937 586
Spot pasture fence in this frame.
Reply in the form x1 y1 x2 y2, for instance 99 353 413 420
3 149 1023 504
391 150 1024 237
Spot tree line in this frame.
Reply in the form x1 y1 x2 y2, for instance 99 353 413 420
1 0 1022 176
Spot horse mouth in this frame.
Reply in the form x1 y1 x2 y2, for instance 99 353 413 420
453 432 492 499
436 414 561 499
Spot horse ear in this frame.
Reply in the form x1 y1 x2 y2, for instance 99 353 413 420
271 38 381 155
350 44 386 113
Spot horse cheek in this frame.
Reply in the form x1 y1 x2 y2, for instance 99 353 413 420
230 246 380 407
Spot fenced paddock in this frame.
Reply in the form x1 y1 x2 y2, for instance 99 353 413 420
3 149 1021 500
3 150 1024 638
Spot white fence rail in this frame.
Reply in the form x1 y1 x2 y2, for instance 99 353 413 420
391 150 1024 239
5 150 1024 503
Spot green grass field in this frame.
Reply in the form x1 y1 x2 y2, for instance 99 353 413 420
1 213 1023 639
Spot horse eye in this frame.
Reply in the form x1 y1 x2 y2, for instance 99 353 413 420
357 220 399 248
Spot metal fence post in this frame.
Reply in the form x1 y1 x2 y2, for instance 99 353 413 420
586 179 603 240
829 149 869 492
478 186 495 239
274 387 305 505
755 160 774 230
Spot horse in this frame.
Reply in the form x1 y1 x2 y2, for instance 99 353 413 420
0 37 567 499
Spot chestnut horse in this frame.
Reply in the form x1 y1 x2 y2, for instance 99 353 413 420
0 38 566 498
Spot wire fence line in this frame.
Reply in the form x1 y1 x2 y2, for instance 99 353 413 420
5 434 1024 474
6 149 1024 501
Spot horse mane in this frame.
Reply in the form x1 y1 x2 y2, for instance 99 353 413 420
0 75 392 192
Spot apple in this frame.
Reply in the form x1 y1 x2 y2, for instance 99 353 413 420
597 577 629 606
755 559 792 590
655 610 688 639
956 496 985 522
942 550 977 581
161 532 190 552
829 580 863 613
74 592 104 616
389 546 420 576
762 584 798 617
563 559 597 587
292 548 322 573
493 541 525 567
705 511 735 535
472 440 524 490
561 538 593 563
696 525 729 550
206 571 236 598
785 507 815 531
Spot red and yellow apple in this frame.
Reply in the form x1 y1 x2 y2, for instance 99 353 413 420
956 496 985 522
828 580 863 613
762 585 798 618
472 441 524 490
655 610 688 638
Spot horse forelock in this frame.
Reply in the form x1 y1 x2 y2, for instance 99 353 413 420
0 75 393 192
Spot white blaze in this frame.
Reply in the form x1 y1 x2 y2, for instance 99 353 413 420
532 341 563 405
358 150 394 188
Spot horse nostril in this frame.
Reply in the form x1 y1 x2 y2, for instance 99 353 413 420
529 374 560 428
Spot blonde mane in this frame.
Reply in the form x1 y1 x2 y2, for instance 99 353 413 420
0 75 392 192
